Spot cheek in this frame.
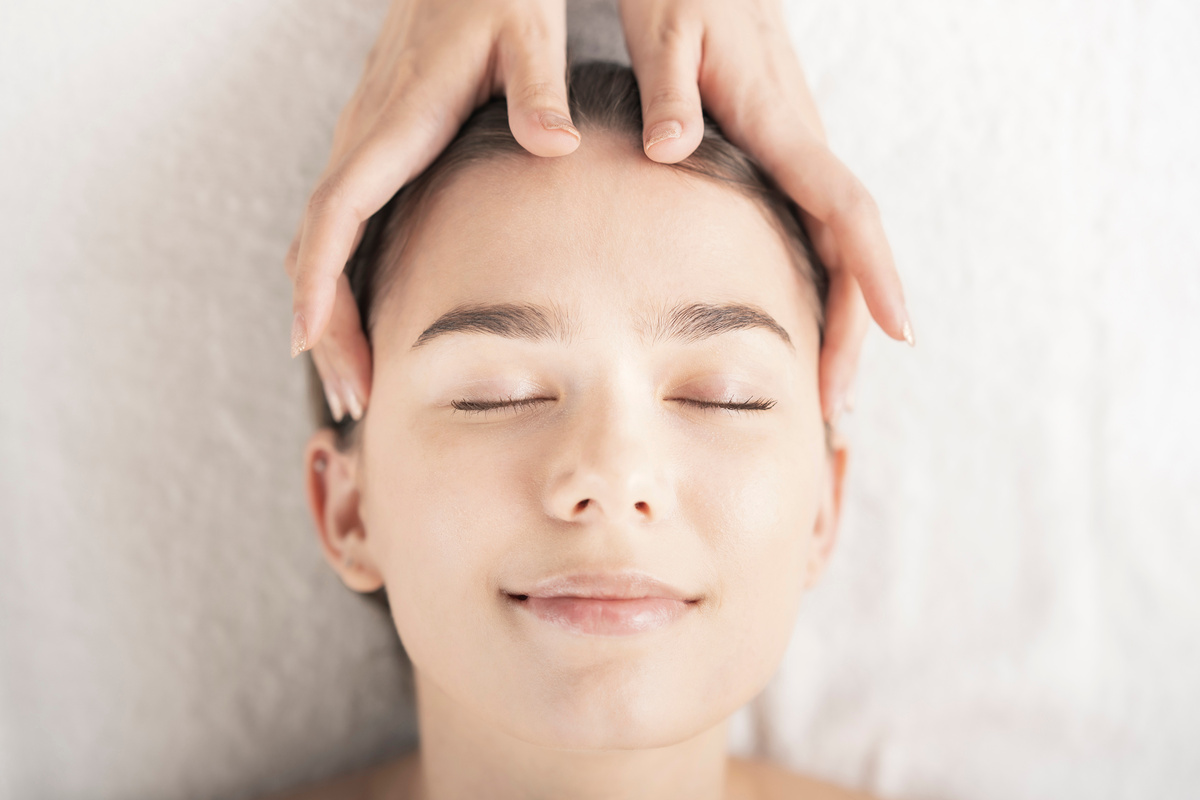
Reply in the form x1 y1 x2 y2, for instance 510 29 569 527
683 435 821 690
359 425 514 675
686 432 820 590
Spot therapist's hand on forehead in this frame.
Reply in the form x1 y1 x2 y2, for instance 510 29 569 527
285 0 914 426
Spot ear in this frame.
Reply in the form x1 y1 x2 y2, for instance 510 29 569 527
804 430 850 590
304 428 384 593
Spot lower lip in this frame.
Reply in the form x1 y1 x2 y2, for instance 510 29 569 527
511 595 696 636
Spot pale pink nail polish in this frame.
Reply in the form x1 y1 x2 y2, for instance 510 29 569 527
645 120 682 151
323 382 345 422
290 311 307 358
541 112 580 141
343 381 364 422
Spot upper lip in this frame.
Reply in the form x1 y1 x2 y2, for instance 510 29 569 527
509 570 699 602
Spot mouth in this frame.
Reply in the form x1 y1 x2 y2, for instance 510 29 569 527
504 591 699 636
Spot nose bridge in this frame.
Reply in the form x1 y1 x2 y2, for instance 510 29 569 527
546 379 674 524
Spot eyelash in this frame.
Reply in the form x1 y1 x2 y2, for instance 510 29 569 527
449 396 777 416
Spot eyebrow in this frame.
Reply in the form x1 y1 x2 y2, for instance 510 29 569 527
410 300 793 352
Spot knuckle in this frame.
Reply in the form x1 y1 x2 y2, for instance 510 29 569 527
504 15 554 47
307 175 348 218
391 53 424 88
380 87 444 139
515 80 561 109
647 84 692 110
650 16 692 48
831 183 879 225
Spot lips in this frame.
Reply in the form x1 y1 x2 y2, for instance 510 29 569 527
517 571 698 601
505 571 700 636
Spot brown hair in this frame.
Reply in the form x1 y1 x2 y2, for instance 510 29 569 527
306 60 830 612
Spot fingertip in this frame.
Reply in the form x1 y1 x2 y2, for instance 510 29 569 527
818 316 862 427
335 353 372 420
342 378 364 421
532 111 582 157
876 305 914 345
643 118 703 164
295 275 338 354
824 392 845 427
645 119 682 150
540 111 580 141
507 110 582 158
311 349 346 423
325 381 346 423
290 310 308 359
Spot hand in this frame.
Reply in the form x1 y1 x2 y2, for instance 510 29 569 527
618 0 913 423
286 0 580 420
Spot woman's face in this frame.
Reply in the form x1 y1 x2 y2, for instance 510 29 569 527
306 132 846 750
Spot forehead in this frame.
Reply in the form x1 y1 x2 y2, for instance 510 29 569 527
372 132 819 359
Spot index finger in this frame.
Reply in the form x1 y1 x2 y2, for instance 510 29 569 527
291 96 457 356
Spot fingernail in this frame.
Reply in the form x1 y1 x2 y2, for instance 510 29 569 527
541 112 580 141
313 455 327 474
343 381 364 422
323 382 345 422
902 317 916 348
645 120 682 151
290 311 307 358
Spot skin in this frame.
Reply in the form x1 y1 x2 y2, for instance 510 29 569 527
286 0 912 435
292 129 863 800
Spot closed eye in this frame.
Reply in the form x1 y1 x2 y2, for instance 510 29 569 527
678 397 777 413
449 396 776 415
450 396 552 415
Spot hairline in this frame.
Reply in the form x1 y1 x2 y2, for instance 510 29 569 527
367 142 824 342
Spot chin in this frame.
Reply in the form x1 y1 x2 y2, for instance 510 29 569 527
500 673 730 751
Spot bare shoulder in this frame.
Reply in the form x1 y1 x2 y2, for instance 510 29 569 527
728 756 878 800
256 750 419 800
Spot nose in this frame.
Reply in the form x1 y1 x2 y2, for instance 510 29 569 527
543 393 677 525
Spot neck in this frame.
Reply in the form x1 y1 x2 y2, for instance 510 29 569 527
408 669 733 800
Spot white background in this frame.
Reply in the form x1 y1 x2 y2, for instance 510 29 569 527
2 1 1198 798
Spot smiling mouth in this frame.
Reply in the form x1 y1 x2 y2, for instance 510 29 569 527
505 592 697 636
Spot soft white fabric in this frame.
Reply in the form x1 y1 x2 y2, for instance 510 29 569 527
2 1 1198 798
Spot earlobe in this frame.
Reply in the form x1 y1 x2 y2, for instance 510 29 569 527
304 429 384 594
804 433 850 590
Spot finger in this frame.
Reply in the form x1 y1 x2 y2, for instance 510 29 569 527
622 16 704 163
318 273 373 420
291 98 458 356
303 255 373 424
284 217 304 281
818 267 869 425
724 104 912 344
311 345 346 424
497 14 579 157
776 141 909 342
